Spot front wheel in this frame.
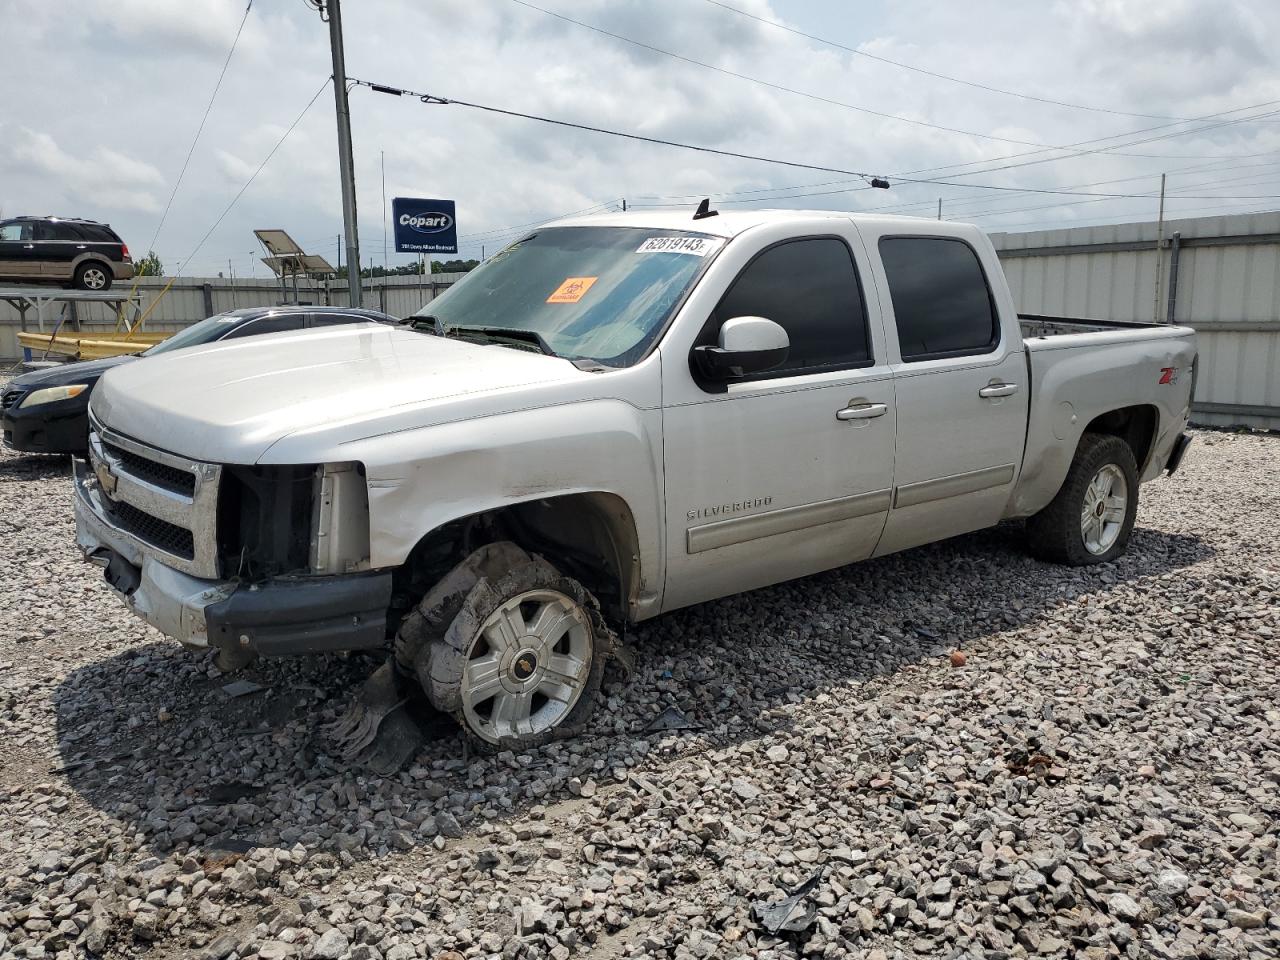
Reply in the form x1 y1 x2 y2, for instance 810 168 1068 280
398 545 607 750
1027 433 1139 565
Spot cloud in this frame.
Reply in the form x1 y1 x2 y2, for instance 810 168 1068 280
0 128 165 214
3 0 1280 274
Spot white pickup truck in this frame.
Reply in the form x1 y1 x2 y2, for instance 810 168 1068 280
74 209 1196 765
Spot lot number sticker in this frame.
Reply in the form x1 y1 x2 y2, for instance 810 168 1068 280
636 236 720 256
546 276 598 303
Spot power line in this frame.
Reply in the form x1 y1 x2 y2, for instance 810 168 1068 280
175 79 330 276
504 0 1278 163
146 0 254 255
636 102 1280 207
698 0 1191 122
457 200 621 241
350 78 1280 203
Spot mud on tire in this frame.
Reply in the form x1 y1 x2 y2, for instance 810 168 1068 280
394 542 610 751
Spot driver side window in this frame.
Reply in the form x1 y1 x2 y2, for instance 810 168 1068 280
711 237 871 377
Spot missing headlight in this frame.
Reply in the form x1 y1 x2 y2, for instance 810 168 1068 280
218 464 317 579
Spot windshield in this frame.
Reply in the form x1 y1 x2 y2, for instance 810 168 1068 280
143 313 246 356
410 226 722 365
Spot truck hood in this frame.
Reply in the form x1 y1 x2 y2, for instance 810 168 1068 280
90 324 588 463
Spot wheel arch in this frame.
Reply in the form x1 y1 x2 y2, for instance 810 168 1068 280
1080 404 1159 474
71 256 115 287
1013 402 1161 518
391 491 643 629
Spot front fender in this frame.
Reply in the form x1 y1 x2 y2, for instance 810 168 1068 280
341 399 665 610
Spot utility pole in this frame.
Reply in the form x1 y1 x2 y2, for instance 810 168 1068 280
1152 173 1166 322
937 198 942 220
312 0 362 306
381 149 388 271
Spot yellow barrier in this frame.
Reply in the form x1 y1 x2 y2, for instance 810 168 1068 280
17 330 170 360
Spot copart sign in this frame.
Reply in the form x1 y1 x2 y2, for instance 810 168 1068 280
393 197 458 254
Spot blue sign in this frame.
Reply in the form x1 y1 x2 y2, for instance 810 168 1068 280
392 197 457 254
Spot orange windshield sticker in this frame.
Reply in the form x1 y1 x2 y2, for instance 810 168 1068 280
546 276 598 304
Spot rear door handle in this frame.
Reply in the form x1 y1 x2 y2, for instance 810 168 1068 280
979 382 1019 399
836 402 888 421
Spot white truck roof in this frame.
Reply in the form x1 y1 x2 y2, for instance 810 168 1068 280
548 207 976 240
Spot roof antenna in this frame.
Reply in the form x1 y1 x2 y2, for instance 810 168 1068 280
692 198 719 220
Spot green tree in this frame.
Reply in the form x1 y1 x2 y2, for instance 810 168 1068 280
136 250 164 277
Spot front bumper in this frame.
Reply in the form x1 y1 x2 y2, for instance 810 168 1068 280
2 399 90 454
74 458 393 655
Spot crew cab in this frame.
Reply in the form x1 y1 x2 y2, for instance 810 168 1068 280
72 209 1196 759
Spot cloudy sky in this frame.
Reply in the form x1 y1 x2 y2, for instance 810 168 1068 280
3 0 1279 278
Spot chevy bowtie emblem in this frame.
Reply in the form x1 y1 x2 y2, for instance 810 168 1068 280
94 459 118 496
513 654 537 680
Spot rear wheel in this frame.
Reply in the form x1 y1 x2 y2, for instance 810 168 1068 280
1027 433 1139 565
73 262 112 291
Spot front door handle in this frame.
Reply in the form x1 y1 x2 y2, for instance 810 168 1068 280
22 244 34 250
836 402 888 421
979 382 1019 399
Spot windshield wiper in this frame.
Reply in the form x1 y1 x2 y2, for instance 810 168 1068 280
446 325 555 356
408 314 446 335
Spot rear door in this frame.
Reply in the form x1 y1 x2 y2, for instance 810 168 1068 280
37 221 79 280
79 223 123 267
0 221 38 279
660 223 897 611
860 229 1029 557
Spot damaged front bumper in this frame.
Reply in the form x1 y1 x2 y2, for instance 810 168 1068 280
73 457 393 656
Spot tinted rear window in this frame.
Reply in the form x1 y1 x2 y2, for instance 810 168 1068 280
879 237 999 362
80 224 118 242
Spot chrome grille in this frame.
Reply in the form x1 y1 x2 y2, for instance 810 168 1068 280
102 440 196 495
1 389 23 411
104 499 195 560
85 414 222 578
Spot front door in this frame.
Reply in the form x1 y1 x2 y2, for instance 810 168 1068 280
660 228 897 612
867 233 1030 557
0 221 38 280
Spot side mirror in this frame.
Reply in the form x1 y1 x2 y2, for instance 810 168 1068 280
693 316 790 380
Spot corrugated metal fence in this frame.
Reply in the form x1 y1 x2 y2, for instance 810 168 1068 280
6 216 1279 431
0 273 464 360
992 211 1280 431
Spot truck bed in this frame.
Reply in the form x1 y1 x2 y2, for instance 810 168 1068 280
1018 313 1167 339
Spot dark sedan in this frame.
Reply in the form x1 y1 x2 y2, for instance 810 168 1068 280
2 306 397 455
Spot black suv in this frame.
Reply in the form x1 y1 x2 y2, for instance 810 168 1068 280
0 216 134 290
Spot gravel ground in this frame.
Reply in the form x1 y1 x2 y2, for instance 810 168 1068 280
0 408 1276 960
